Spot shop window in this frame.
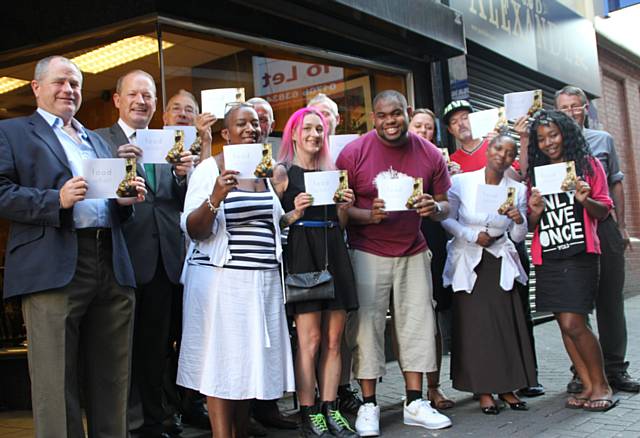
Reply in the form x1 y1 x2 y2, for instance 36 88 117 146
160 26 407 154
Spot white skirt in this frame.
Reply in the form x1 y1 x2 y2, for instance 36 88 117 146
177 264 295 400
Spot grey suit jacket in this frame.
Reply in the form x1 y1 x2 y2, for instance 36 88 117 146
95 123 186 285
0 112 136 299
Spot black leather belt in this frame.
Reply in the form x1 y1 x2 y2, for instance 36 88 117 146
76 227 111 240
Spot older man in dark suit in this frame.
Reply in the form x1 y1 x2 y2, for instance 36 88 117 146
0 56 145 437
96 71 193 438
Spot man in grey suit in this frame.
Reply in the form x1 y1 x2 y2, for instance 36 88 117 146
96 70 193 438
0 56 146 437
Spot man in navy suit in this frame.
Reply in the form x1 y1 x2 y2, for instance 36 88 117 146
96 72 194 438
0 56 146 437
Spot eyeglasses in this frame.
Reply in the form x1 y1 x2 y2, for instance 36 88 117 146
559 104 587 115
224 101 254 115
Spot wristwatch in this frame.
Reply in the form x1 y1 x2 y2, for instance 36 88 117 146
434 202 443 215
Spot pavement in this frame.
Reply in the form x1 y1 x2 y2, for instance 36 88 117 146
1 294 639 437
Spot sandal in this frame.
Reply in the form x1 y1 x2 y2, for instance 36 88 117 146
427 385 455 410
583 397 619 412
565 396 588 409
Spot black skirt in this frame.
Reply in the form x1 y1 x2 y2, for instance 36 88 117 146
451 251 537 394
534 252 599 315
285 225 358 315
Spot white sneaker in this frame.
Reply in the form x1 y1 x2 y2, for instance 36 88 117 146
355 402 380 436
403 398 452 430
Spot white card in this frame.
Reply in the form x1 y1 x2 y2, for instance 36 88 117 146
303 170 341 206
201 88 246 119
469 108 500 140
504 89 542 120
136 129 176 164
164 125 197 151
223 143 269 179
81 158 126 199
329 134 359 163
534 162 569 195
475 184 509 215
376 176 415 211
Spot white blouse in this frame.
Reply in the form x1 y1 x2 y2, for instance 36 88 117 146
442 168 528 293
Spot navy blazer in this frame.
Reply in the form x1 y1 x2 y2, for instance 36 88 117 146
0 112 136 299
95 123 187 285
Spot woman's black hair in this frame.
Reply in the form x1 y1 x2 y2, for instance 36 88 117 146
526 109 593 184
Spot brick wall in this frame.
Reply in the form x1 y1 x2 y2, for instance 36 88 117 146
595 45 640 296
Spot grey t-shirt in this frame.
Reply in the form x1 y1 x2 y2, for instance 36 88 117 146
583 128 624 185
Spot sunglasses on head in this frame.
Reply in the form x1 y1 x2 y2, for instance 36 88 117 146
224 101 254 115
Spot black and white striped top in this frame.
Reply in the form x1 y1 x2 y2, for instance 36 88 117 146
190 189 278 270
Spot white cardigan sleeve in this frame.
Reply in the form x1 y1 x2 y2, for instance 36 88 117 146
441 175 480 244
180 157 220 241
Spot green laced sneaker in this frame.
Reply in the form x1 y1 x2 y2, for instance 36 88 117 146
299 407 331 437
324 403 358 437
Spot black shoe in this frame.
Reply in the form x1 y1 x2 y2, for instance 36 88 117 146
498 395 528 411
481 405 500 415
181 407 210 430
299 405 332 437
566 374 583 394
322 401 358 437
337 386 363 415
517 384 545 398
248 416 268 437
135 432 171 438
608 371 640 393
163 413 183 436
253 399 298 430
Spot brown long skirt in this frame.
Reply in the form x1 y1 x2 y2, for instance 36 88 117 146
451 251 537 394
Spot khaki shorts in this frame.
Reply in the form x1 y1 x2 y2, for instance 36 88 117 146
347 249 437 379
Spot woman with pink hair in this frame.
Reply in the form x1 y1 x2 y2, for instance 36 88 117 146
273 107 359 437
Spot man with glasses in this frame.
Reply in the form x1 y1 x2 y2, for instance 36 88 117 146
164 89 216 162
97 71 195 438
555 85 638 394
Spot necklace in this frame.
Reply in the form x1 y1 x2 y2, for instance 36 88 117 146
460 139 482 155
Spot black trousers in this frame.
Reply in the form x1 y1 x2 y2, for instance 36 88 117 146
595 215 628 375
129 257 181 433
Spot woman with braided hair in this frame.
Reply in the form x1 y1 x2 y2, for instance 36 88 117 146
526 110 617 412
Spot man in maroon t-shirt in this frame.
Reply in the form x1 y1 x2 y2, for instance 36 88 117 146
336 90 452 435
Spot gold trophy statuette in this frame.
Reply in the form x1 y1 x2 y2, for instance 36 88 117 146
498 187 516 215
116 158 139 198
528 90 543 116
406 177 423 209
494 107 509 132
333 170 349 203
561 161 578 192
189 134 202 156
165 129 185 164
254 143 273 178
439 148 450 164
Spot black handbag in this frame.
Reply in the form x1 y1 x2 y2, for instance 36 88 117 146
284 207 335 303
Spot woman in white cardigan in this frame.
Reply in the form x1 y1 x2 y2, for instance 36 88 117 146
177 103 294 437
442 134 536 415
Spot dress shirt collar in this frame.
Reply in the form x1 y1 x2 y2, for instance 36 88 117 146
117 118 147 142
37 107 88 140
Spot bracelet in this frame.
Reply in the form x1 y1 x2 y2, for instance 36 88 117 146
206 196 220 214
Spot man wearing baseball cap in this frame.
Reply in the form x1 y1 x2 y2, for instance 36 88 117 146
442 100 489 173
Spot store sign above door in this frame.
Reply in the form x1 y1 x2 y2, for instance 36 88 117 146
252 57 344 96
449 0 601 95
